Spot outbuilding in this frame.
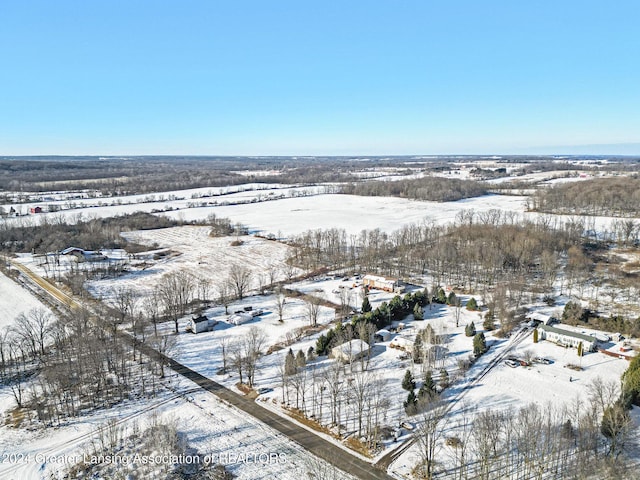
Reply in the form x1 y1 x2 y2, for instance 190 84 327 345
191 315 217 334
374 329 392 342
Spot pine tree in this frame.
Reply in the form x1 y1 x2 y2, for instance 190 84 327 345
412 335 424 364
447 291 457 306
404 390 417 414
284 349 297 375
465 322 476 337
483 310 495 331
439 369 450 389
577 341 583 357
418 370 437 401
466 297 478 311
362 296 372 313
473 332 487 357
436 287 447 304
296 349 306 368
533 328 539 343
413 303 424 320
402 369 416 391
306 346 315 360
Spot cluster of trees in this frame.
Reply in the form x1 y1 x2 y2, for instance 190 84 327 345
316 290 432 356
0 306 171 423
340 176 487 202
530 176 640 217
0 212 179 253
278 352 390 450
415 378 635 480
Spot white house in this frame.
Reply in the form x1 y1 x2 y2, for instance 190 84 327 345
191 315 217 334
537 324 596 352
526 312 556 325
331 339 370 363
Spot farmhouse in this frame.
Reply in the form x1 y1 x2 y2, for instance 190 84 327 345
363 274 405 293
536 324 596 352
191 315 217 334
61 247 107 262
331 339 370 363
389 336 414 353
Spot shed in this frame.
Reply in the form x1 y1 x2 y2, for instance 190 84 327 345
375 329 392 342
331 339 370 363
191 315 217 334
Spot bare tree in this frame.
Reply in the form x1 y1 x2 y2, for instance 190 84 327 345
158 271 195 333
415 399 448 480
216 279 232 315
275 288 287 323
111 286 139 325
306 296 322 327
229 265 252 300
242 326 267 387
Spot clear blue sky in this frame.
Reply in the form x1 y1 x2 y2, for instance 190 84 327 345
1 1 639 155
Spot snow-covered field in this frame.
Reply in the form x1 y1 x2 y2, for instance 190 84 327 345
0 379 354 480
0 270 52 330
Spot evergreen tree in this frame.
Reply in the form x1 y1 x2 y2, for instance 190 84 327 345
284 349 297 375
413 303 424 320
622 354 640 405
418 370 437 401
402 369 416 391
577 341 583 357
447 291 457 306
533 328 539 343
483 310 495 331
362 295 372 313
404 390 417 414
296 349 307 368
466 297 478 311
306 346 315 360
439 369 450 389
412 336 424 364
435 287 447 304
473 332 487 357
465 322 476 337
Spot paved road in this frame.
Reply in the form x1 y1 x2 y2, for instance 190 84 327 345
8 259 394 480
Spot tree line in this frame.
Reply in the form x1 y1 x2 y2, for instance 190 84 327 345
530 176 640 217
340 176 487 202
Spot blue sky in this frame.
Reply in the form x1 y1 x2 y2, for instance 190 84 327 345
1 1 638 155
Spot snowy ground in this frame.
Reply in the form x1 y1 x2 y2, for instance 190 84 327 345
0 270 52 330
0 378 354 480
390 325 632 477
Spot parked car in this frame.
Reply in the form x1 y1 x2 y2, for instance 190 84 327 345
505 359 519 368
533 357 551 364
256 387 273 395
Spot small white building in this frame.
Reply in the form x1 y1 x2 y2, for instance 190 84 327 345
331 339 370 363
537 324 596 352
375 329 392 342
191 315 217 334
526 312 555 325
